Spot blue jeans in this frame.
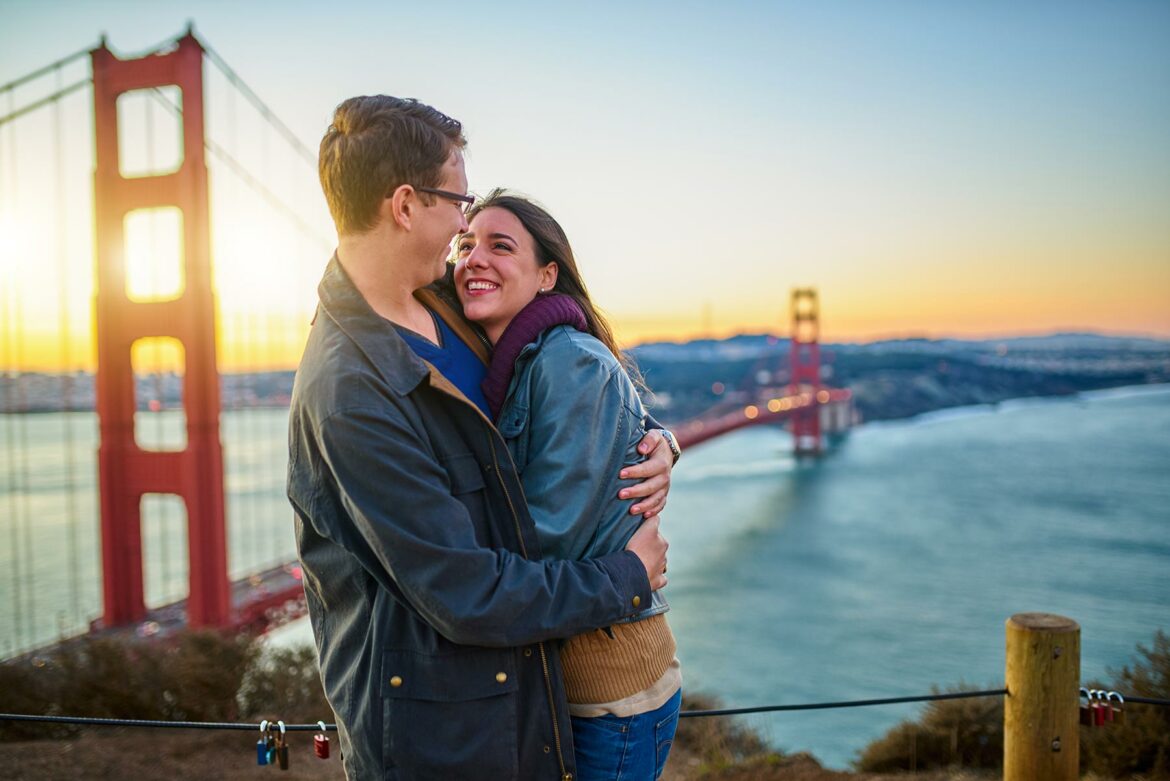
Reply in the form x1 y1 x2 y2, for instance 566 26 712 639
570 687 682 781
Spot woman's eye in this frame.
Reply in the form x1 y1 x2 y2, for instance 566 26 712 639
456 241 473 254
492 242 511 252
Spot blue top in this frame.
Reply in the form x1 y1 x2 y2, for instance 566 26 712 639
395 311 491 417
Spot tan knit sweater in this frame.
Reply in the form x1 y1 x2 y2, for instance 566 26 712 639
558 613 676 705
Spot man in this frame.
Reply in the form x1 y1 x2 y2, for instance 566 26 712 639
288 95 676 780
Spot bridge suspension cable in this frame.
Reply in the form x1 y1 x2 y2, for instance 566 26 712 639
0 80 89 129
53 67 84 628
0 44 91 95
2 87 28 654
0 32 190 128
198 38 318 168
145 88 330 251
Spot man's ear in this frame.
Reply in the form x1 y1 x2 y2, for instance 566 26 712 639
385 184 414 230
541 262 558 291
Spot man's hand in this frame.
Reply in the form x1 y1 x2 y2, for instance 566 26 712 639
619 429 673 517
625 515 669 591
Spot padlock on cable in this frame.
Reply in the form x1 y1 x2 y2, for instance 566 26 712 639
1107 691 1126 725
1092 689 1109 726
314 720 331 759
1090 687 1109 724
1079 688 1094 727
257 720 272 765
276 721 290 770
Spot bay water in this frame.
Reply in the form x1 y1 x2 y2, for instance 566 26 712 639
3 386 1168 767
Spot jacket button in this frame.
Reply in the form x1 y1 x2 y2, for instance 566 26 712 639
632 596 641 607
496 672 507 683
543 745 551 754
524 648 533 657
389 676 403 687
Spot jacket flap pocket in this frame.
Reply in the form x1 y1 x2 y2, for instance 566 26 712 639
381 649 517 702
496 402 529 439
440 452 485 494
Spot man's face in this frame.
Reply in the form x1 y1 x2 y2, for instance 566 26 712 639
416 149 470 283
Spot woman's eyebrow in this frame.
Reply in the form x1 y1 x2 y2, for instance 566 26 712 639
487 232 516 243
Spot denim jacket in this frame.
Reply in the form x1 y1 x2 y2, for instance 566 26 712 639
496 325 669 624
287 258 651 780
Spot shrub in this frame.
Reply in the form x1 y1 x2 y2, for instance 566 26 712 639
0 654 72 741
673 691 772 772
237 643 332 723
854 684 1003 773
1082 630 1170 778
0 629 260 740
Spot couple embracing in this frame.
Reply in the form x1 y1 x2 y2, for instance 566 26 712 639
288 95 682 780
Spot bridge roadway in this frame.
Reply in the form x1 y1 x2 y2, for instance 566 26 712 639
674 387 854 450
76 562 309 643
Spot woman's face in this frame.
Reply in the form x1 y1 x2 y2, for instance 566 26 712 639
454 207 557 344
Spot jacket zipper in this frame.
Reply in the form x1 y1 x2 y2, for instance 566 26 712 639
425 365 572 780
489 435 571 781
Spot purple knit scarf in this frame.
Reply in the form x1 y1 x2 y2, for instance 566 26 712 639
481 293 587 420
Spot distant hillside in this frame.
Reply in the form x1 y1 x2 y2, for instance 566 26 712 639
4 333 1168 419
628 332 1170 424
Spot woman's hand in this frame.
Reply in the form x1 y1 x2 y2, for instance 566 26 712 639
625 516 669 591
618 429 674 517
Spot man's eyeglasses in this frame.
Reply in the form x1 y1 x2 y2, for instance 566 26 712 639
415 186 475 215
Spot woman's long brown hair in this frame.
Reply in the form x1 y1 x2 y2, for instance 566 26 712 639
464 189 637 378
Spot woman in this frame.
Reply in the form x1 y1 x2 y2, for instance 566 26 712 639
453 189 681 780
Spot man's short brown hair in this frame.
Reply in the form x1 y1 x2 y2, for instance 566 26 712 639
319 96 466 235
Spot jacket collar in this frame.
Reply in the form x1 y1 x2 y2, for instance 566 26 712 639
315 254 430 398
316 254 493 400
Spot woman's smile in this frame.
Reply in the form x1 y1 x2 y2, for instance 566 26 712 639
454 206 557 343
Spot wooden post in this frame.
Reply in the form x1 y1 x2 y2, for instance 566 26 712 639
1005 613 1080 781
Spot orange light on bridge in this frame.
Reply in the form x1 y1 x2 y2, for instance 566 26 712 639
780 398 792 411
816 390 831 404
767 399 782 413
743 405 759 419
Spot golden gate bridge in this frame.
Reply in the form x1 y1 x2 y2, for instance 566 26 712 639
0 29 853 658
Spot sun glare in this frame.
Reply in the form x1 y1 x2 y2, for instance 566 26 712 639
124 208 185 302
0 214 32 276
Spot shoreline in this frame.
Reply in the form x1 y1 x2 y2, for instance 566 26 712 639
858 380 1170 430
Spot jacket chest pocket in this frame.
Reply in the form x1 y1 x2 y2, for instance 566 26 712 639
438 452 495 546
441 452 485 495
382 648 519 780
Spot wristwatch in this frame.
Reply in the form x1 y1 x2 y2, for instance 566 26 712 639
660 429 682 465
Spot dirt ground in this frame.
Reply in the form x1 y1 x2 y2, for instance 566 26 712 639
0 729 1001 780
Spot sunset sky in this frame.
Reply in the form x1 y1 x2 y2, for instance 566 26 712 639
1 0 1168 371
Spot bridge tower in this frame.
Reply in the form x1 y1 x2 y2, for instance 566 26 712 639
789 288 822 456
91 33 230 628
